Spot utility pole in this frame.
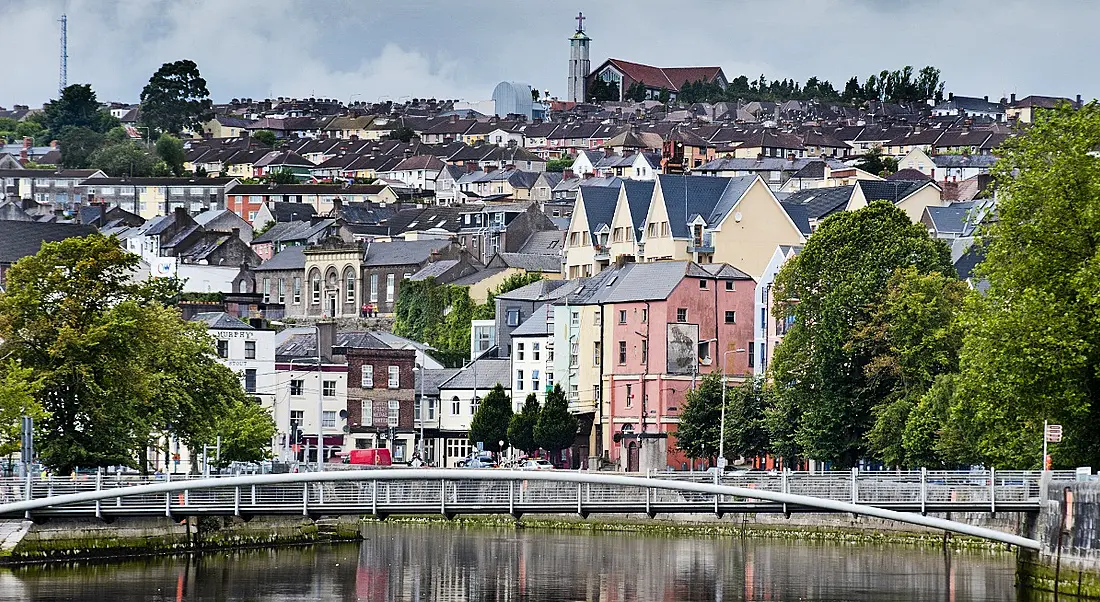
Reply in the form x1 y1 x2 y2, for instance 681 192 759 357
58 14 68 96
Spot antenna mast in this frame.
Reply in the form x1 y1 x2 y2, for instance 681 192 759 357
59 14 68 96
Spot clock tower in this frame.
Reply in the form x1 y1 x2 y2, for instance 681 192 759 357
567 12 591 104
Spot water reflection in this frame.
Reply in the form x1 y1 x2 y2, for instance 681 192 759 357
0 523 1021 601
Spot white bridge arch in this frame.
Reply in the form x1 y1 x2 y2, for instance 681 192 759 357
0 469 1043 549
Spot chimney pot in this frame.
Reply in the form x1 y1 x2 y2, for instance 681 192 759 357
983 95 988 102
1010 93 1017 104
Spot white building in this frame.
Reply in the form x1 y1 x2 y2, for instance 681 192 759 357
509 305 555 408
274 324 349 464
754 245 801 376
436 358 511 467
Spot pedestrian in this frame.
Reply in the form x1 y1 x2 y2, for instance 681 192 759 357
366 302 375 318
361 302 369 318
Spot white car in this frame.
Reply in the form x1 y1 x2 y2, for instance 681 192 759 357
520 459 554 470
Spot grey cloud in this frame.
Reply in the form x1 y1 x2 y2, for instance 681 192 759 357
0 0 1095 108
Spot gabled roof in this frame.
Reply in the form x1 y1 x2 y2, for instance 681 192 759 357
622 180 656 240
510 304 552 337
0 221 97 265
518 230 564 254
269 201 317 222
655 175 735 238
191 312 253 330
705 175 758 228
590 261 751 304
779 202 812 237
598 59 724 92
439 358 512 390
857 179 938 204
496 278 579 302
253 244 306 272
781 186 854 220
577 185 620 236
491 253 562 273
363 239 452 267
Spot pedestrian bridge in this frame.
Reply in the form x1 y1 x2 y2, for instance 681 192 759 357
0 469 1069 550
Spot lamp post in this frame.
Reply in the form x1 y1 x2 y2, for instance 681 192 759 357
415 362 426 463
717 348 746 470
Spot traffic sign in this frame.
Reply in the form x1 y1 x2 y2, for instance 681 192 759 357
1045 424 1063 443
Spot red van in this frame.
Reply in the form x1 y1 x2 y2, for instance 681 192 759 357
347 448 393 466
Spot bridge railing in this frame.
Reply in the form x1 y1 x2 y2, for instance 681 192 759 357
0 469 1078 509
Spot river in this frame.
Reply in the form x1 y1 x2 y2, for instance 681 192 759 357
0 523 1029 601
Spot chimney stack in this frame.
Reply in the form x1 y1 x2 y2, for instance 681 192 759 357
316 320 336 361
22 137 32 150
1010 93 1017 104
1077 94 1083 108
563 169 575 180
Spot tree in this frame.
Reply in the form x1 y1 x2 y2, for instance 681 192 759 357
951 103 1100 469
723 377 773 462
139 59 214 135
469 383 512 453
473 272 543 320
41 84 118 138
209 400 277 467
657 88 671 105
855 146 894 177
388 125 416 142
624 82 648 102
58 127 105 169
546 158 572 173
393 278 475 367
770 201 953 467
507 393 540 455
675 372 724 461
88 141 158 177
842 76 863 103
846 268 969 467
534 384 577 460
0 362 45 457
586 78 619 103
155 134 186 176
252 129 277 147
0 234 265 473
264 168 299 185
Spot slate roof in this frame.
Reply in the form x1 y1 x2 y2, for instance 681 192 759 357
705 175 759 228
779 201 812 237
253 245 306 272
510 304 552 337
887 169 932 181
518 230 564 254
932 155 998 168
277 331 389 360
0 221 97 265
781 186 854 220
656 175 736 238
925 202 976 235
438 358 512 390
589 261 749 304
857 180 934 203
191 312 253 330
578 185 620 235
496 278 580 302
363 239 452 267
622 180 656 239
601 59 724 92
493 253 562 273
416 368 462 397
267 202 317 222
409 259 459 280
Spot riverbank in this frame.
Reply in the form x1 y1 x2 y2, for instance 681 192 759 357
0 516 361 565
0 509 1040 566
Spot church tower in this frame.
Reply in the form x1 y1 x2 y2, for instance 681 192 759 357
567 12 591 103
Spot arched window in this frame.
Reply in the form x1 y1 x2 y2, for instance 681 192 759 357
344 267 356 304
309 269 321 305
451 396 461 416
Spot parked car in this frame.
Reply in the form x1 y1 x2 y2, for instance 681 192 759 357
458 454 498 468
346 448 393 466
520 459 554 470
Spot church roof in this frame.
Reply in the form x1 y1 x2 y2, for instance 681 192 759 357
596 59 724 92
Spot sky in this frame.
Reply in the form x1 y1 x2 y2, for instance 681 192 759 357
0 0 1096 109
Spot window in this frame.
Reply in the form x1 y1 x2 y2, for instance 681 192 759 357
290 379 304 396
677 308 687 323
619 310 627 324
245 340 256 359
618 341 627 364
388 366 400 388
641 339 648 364
321 411 336 428
506 307 521 327
346 271 355 303
725 311 736 324
278 279 286 303
532 343 540 361
625 384 633 408
749 341 756 368
593 342 601 366
698 341 711 364
427 398 436 420
570 311 579 326
516 342 524 360
641 308 648 323
516 370 524 390
446 438 470 461
361 365 374 388
570 343 579 368
532 370 540 393
699 279 707 289
472 395 480 415
547 371 554 385
322 380 336 397
290 409 304 425
244 369 257 393
388 400 400 427
370 274 378 302
451 396 461 415
594 311 601 327
216 340 228 358
569 384 579 401
311 273 321 304
262 277 271 302
293 277 302 304
386 274 395 301
726 281 735 291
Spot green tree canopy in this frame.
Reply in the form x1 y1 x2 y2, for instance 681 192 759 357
139 59 214 135
155 134 187 176
388 125 416 142
0 235 272 473
534 384 577 457
264 168 299 185
675 372 724 461
41 84 118 138
545 158 572 173
252 130 277 147
952 103 1100 469
507 393 540 455
722 377 773 462
88 141 158 177
770 201 952 467
0 362 45 457
469 383 512 453
58 127 105 169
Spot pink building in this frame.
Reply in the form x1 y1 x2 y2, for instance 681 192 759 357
600 262 755 471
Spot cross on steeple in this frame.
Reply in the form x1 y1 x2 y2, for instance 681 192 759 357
575 11 585 32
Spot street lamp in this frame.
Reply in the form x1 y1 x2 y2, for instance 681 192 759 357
717 348 746 470
414 362 426 463
271 321 325 472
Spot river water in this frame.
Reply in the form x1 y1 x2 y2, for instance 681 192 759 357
0 523 1030 601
